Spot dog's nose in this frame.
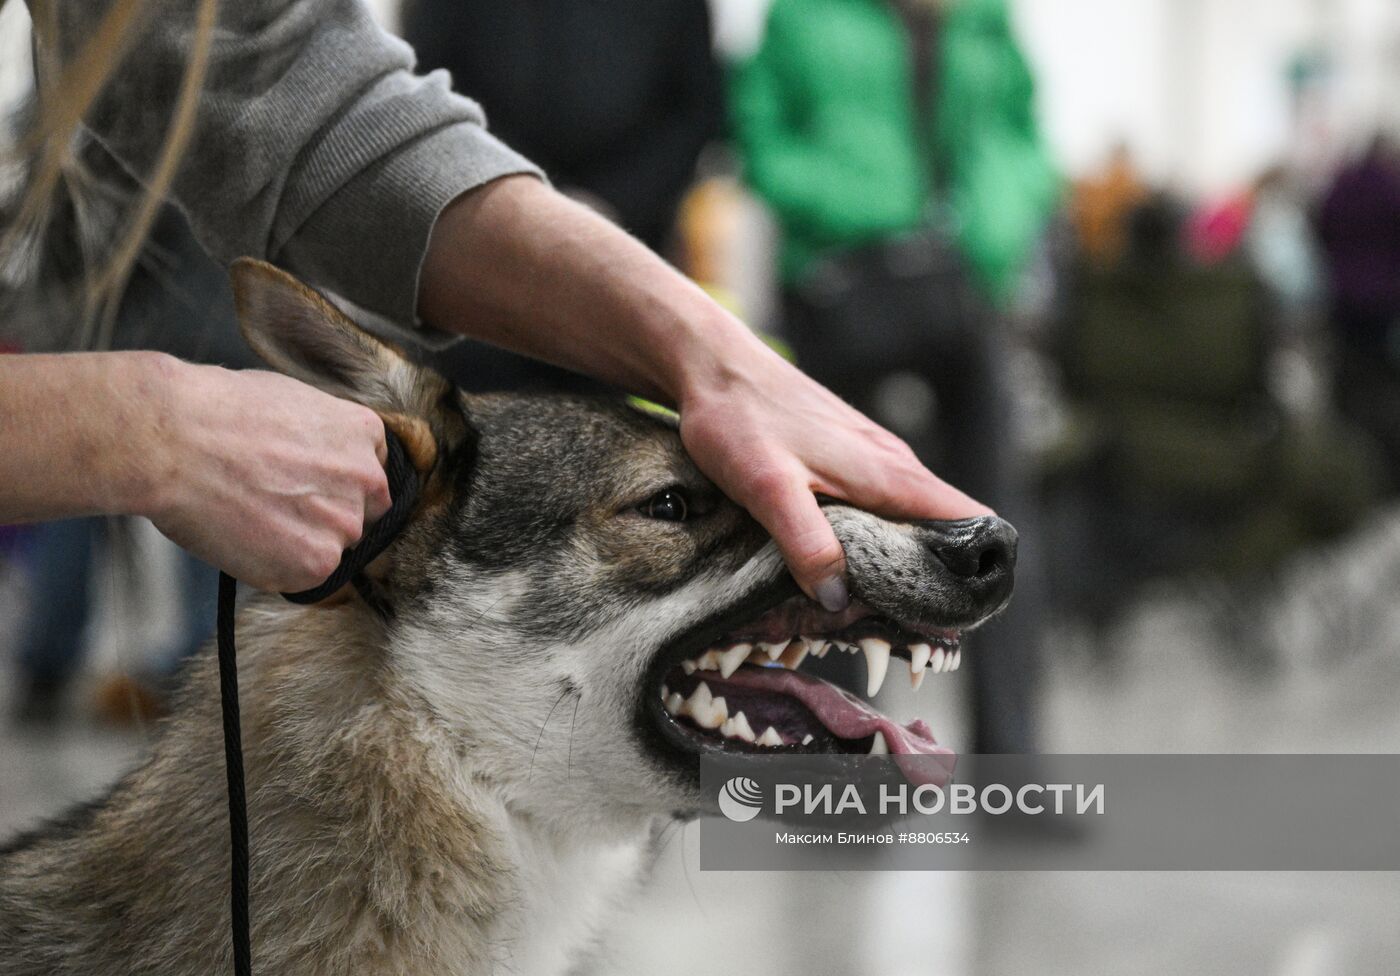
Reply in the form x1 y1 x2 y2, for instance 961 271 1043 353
928 516 1017 582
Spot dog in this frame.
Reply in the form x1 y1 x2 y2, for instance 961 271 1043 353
0 260 1016 976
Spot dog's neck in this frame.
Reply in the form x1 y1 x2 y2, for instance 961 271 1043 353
0 597 651 976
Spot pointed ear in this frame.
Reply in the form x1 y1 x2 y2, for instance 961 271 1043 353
230 258 428 415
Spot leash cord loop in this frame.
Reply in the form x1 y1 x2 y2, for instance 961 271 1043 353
215 426 419 976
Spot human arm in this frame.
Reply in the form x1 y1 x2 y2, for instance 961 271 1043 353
0 352 390 592
418 176 990 608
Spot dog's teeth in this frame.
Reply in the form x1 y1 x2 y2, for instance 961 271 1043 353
779 640 810 671
697 650 720 672
801 734 814 746
681 660 698 675
664 693 684 716
660 684 670 701
908 643 931 691
869 730 890 755
811 639 830 658
910 643 932 672
760 640 788 661
686 681 713 710
719 643 752 679
693 694 728 730
859 638 892 697
756 726 784 748
949 649 961 672
931 647 947 673
722 710 757 743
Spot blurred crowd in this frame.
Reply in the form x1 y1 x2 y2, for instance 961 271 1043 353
3 0 1398 752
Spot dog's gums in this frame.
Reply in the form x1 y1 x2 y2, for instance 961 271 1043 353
648 593 961 767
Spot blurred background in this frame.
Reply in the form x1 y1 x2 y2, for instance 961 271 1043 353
4 0 1400 972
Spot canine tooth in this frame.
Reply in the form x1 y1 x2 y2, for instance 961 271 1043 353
719 643 752 679
780 641 811 670
760 640 788 661
756 726 784 748
724 710 757 743
949 649 961 672
681 660 698 675
665 693 684 716
910 669 926 691
931 647 946 674
801 734 814 746
859 638 892 697
869 730 890 755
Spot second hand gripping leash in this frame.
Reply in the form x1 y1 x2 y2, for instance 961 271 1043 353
215 424 420 976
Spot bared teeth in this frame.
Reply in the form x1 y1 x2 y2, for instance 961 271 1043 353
760 640 788 661
665 692 684 716
718 643 752 679
779 640 810 670
681 660 698 675
869 730 890 755
756 726 784 748
807 638 829 658
697 650 720 672
948 649 961 672
801 734 814 746
909 643 932 690
859 638 892 697
932 647 947 674
683 681 729 729
721 710 758 743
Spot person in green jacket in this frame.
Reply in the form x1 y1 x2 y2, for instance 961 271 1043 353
731 0 1060 756
731 0 1058 300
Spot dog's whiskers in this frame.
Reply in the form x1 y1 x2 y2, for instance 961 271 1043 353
526 683 578 783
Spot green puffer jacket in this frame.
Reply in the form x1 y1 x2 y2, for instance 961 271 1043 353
731 0 1060 300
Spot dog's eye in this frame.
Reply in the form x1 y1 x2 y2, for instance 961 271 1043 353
639 488 689 522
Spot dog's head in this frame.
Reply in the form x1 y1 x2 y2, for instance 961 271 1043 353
232 261 1016 830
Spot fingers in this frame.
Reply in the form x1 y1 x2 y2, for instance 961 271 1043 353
820 428 995 522
363 463 393 525
740 464 850 611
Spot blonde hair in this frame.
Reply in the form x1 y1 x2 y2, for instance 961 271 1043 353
3 0 217 348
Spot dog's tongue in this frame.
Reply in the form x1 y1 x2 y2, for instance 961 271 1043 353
719 667 956 786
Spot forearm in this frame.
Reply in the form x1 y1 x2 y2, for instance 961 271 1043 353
418 175 765 407
0 352 174 523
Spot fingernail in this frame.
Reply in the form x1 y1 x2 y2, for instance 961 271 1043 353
814 575 849 613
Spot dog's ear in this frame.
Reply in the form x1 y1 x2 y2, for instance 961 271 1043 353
230 258 430 414
230 259 447 474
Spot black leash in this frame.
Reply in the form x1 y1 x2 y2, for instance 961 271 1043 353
215 425 420 976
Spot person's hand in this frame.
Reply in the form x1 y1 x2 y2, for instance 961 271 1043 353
677 333 992 611
142 360 391 592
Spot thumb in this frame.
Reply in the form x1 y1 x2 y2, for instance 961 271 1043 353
741 466 849 612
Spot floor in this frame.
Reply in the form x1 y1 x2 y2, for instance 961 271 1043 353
3 513 1400 975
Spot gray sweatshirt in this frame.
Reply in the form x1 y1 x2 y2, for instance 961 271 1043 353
55 0 541 329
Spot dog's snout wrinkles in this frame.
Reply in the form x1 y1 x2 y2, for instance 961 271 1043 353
929 516 1017 581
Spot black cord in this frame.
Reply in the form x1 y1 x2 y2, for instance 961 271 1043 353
215 426 420 975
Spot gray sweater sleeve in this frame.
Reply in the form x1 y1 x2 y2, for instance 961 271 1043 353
67 0 542 327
